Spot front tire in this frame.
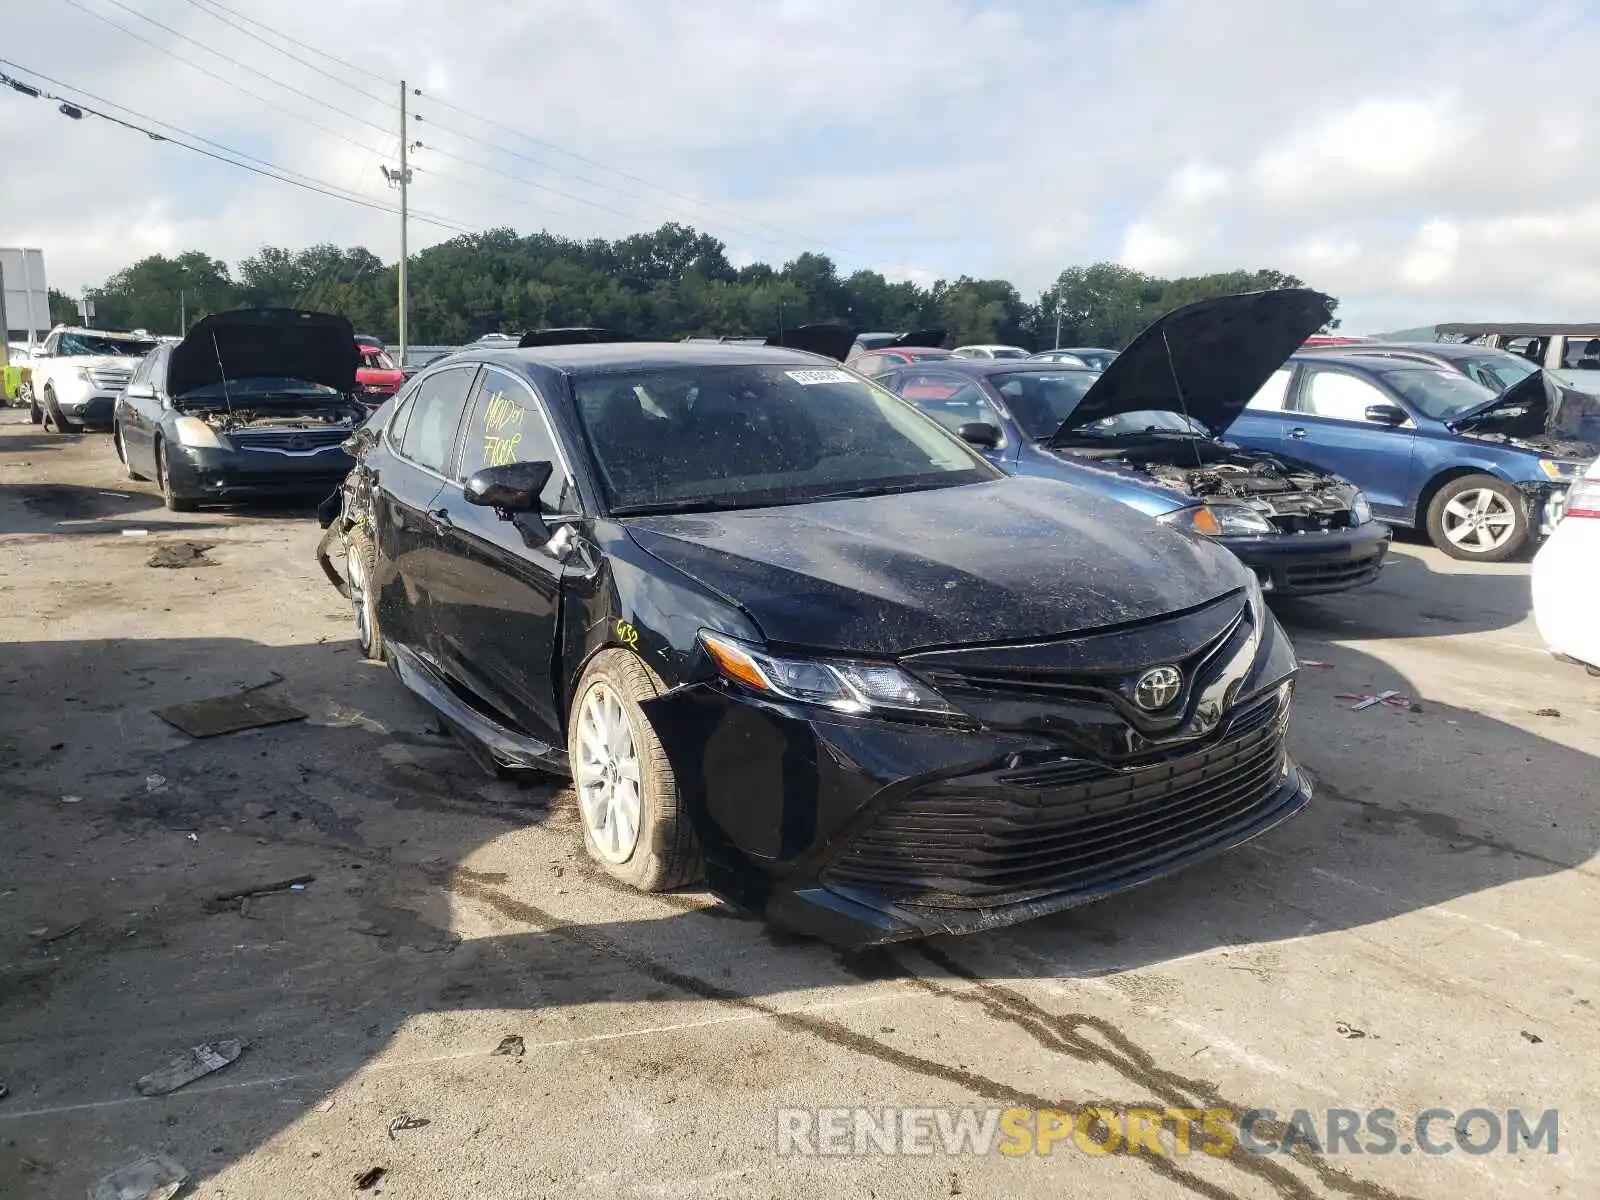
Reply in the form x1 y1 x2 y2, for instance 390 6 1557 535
114 424 146 480
155 440 199 512
569 650 701 891
42 386 78 434
1426 474 1528 562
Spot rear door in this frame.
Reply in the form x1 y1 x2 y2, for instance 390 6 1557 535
425 366 578 745
121 344 166 474
1281 365 1417 516
373 364 480 657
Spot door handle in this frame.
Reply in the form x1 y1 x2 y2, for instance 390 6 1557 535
427 507 454 532
1288 427 1308 438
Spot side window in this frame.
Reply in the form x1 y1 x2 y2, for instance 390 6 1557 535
853 353 889 379
906 378 1007 447
1247 368 1292 412
459 368 576 512
1503 336 1548 366
127 350 152 388
396 366 477 474
41 332 59 356
1561 336 1600 371
1302 370 1393 423
898 370 961 400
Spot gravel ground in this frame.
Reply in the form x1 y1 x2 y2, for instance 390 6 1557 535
1 411 1596 1200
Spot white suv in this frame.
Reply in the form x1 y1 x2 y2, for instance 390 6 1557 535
28 326 159 431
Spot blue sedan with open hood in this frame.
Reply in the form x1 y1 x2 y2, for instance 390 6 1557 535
879 290 1392 597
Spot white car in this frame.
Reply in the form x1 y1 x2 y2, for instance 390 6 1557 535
1532 456 1600 673
951 344 1030 360
27 325 159 431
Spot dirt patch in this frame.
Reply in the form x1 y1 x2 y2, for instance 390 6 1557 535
148 542 217 569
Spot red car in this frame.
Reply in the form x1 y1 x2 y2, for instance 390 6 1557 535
356 343 403 405
847 345 955 380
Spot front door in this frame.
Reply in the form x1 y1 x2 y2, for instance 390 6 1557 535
426 365 578 746
1281 365 1418 518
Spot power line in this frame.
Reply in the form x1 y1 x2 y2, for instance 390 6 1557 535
195 0 394 86
177 0 393 110
57 0 393 157
0 64 477 235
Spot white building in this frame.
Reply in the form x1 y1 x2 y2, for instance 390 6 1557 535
1 248 51 346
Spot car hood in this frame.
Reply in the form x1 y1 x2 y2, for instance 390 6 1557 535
1449 369 1600 447
766 324 855 362
623 476 1247 657
1049 289 1334 444
889 328 947 349
168 308 359 398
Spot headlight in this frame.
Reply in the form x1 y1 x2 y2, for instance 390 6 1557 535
1350 491 1373 525
700 631 958 718
1538 459 1578 481
171 416 226 449
1159 503 1275 537
1244 568 1266 627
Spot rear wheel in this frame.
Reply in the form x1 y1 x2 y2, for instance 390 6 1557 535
345 527 385 662
114 424 146 480
568 650 701 891
1425 474 1528 562
155 440 198 512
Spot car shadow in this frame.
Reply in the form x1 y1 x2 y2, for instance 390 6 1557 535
1268 546 1532 639
0 632 1592 1199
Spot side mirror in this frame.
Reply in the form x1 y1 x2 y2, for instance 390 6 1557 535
958 421 1001 449
125 382 156 400
1364 403 1409 427
463 460 553 514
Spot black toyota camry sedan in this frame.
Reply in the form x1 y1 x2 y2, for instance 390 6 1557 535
321 339 1309 945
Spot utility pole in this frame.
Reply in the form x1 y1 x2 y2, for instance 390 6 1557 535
397 79 409 364
179 290 186 335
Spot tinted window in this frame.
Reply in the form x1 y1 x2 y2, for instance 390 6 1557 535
458 369 576 512
397 366 477 473
1562 337 1600 371
571 364 997 512
988 370 1097 439
1376 368 1496 421
1302 370 1396 422
1247 368 1292 412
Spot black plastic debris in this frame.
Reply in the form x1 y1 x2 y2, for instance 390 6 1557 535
353 1166 387 1190
136 1040 244 1096
155 692 306 738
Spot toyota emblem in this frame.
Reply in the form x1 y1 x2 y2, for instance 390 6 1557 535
287 435 309 450
1132 666 1183 712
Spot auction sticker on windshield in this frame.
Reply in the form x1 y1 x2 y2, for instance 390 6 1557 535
786 369 856 386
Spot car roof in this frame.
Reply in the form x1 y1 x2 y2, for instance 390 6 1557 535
1292 352 1446 373
1318 341 1521 360
1435 322 1600 338
913 358 1096 377
468 341 841 376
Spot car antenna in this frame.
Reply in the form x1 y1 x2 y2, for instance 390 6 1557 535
1161 327 1204 468
210 330 235 417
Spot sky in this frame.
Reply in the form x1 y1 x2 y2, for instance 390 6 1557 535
2 0 1598 333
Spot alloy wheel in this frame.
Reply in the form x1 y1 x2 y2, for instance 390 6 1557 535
574 681 643 864
346 543 373 654
1441 488 1516 553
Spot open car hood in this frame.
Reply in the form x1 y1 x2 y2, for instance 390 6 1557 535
766 324 855 362
518 327 638 348
1048 289 1334 445
1449 368 1600 447
888 328 946 349
168 309 358 398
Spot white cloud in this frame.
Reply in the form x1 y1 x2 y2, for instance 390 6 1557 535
4 0 1600 332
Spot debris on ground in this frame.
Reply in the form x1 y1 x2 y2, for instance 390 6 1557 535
1522 1030 1544 1044
353 1166 387 1190
387 1112 429 1139
87 1151 188 1200
135 1039 244 1096
147 542 216 569
317 1097 336 1113
1334 1021 1367 1039
120 528 150 537
60 794 82 804
0 1079 8 1101
1534 708 1562 718
1299 658 1335 669
1336 691 1410 711
493 1034 526 1058
155 690 306 739
145 774 167 793
32 922 82 944
204 875 315 914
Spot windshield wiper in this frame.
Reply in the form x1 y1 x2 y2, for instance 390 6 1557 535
610 498 761 516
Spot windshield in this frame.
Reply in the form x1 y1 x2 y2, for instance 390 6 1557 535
1075 351 1118 371
1379 368 1497 420
361 348 397 370
1457 353 1536 392
1073 410 1209 437
181 377 339 398
986 371 1098 439
988 347 1028 359
572 364 998 513
58 332 157 357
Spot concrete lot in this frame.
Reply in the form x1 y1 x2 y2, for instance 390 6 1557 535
0 411 1596 1200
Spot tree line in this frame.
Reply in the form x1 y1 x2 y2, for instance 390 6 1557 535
49 223 1337 350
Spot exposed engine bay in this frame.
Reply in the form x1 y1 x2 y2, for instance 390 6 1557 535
177 399 366 433
1063 435 1356 532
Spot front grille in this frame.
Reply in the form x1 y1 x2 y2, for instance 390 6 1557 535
230 428 351 454
1284 554 1382 588
825 691 1290 907
87 367 132 390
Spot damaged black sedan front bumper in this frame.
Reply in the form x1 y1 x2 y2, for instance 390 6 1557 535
1222 523 1391 597
644 594 1308 947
